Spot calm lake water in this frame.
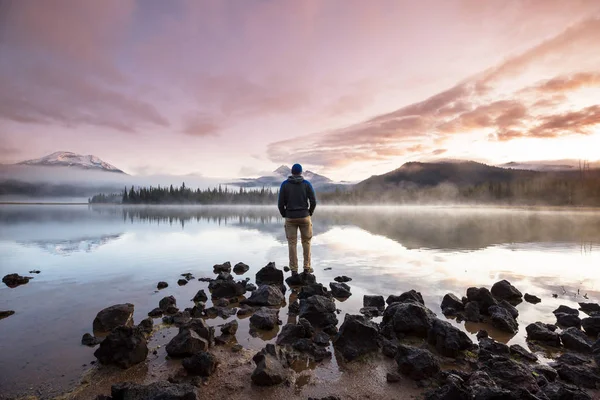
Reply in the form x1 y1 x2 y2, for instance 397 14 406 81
2 204 600 398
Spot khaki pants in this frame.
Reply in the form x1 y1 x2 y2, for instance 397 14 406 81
285 216 312 272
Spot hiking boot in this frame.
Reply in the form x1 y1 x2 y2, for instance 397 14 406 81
303 267 314 274
291 271 299 277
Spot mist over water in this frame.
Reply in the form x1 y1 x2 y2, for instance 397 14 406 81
1 205 600 397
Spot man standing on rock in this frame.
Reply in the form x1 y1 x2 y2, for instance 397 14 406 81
278 163 317 276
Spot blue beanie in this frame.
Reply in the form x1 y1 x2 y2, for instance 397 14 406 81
291 163 302 175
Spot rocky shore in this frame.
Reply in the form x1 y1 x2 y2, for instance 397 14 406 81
11 263 600 400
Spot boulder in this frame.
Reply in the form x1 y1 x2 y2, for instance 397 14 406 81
210 280 246 299
334 276 352 283
181 273 194 281
184 318 215 343
192 290 208 303
490 279 523 301
555 363 600 389
386 290 424 306
298 283 330 299
497 299 519 319
221 320 238 335
463 301 481 322
468 371 513 400
441 293 464 315
381 301 436 337
363 295 385 309
82 333 102 346
165 305 179 315
510 344 538 362
94 326 148 368
237 304 255 317
476 330 488 340
542 381 592 400
166 329 209 357
250 307 279 330
481 358 539 394
245 282 257 291
243 285 284 306
157 281 168 289
285 272 317 287
489 305 518 333
524 293 541 304
466 287 498 314
182 351 218 376
299 295 338 328
381 338 398 358
288 299 300 315
177 279 188 286
526 322 561 346
579 302 600 315
138 317 153 335
582 316 600 336
110 381 197 400
329 282 352 298
251 344 290 386
313 331 330 346
276 319 314 346
395 344 441 380
214 272 233 281
554 305 579 315
556 313 582 328
560 327 593 353
359 307 383 318
2 273 32 288
93 303 135 334
426 318 473 358
148 307 163 318
424 376 469 400
534 364 558 381
233 262 250 274
333 314 380 361
213 262 231 273
478 337 509 359
0 310 15 319
162 311 191 326
159 296 177 311
291 338 332 361
255 262 284 293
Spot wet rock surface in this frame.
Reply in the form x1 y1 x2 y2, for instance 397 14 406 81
213 262 232 273
381 300 436 337
396 344 441 380
329 282 352 298
2 273 33 288
526 322 561 346
255 262 285 294
251 344 290 386
93 303 135 334
524 293 541 304
110 381 198 400
94 326 148 369
165 329 209 357
157 281 168 289
250 307 279 330
386 289 424 306
82 333 102 347
0 310 15 319
333 314 380 361
299 295 338 328
182 351 218 376
233 262 250 274
488 305 518 333
242 285 284 306
560 327 593 353
427 318 473 357
490 279 523 302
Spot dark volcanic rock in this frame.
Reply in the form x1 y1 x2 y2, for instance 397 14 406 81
363 295 385 309
110 381 197 400
237 304 255 317
250 307 279 330
381 338 398 358
560 327 593 353
427 318 473 357
491 279 523 301
183 318 215 343
148 307 163 318
593 337 600 368
386 290 424 306
463 301 481 322
177 279 188 286
556 313 582 328
526 322 561 346
534 364 558 381
210 280 246 299
285 272 317 287
329 282 352 298
166 329 209 357
555 363 600 389
82 333 102 346
181 273 194 281
497 299 519 319
138 317 153 335
213 262 231 273
0 310 15 319
524 293 541 304
292 338 332 361
245 282 257 291
243 285 284 306
276 319 313 346
334 276 352 283
381 301 436 337
387 372 402 383
542 381 592 400
313 331 330 346
288 299 300 315
510 344 538 362
582 316 600 336
159 296 177 311
359 306 383 318
478 337 510 358
93 303 135 334
192 290 208 303
441 293 464 315
251 344 290 386
255 262 284 292
2 273 32 288
283 266 290 272
214 272 233 281
424 376 470 400
94 326 148 368
489 305 518 333
333 314 380 361
395 344 441 380
554 305 579 315
233 262 250 274
157 281 168 289
182 351 218 376
468 371 514 400
299 295 338 328
476 329 488 340
221 320 238 335
579 302 600 315
466 287 498 314
481 358 539 393
298 283 330 299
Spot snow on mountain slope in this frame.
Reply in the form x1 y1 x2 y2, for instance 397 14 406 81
18 151 125 173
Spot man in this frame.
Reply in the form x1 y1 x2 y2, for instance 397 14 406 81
278 163 317 276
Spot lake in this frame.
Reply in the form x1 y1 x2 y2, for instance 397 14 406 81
1 204 600 398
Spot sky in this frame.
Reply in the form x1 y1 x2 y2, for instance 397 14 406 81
1 0 600 181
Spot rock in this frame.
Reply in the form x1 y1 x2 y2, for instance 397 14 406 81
213 307 236 319
298 283 330 299
426 318 473 357
468 371 513 399
165 305 179 315
182 351 218 376
441 293 464 315
255 262 284 291
476 330 488 340
381 338 398 358
463 301 481 322
510 344 538 362
386 290 424 306
524 293 541 304
333 314 380 361
210 280 246 299
213 262 231 273
157 281 168 289
251 344 290 386
214 272 233 281
381 301 436 337
159 296 177 310
299 295 338 328
192 290 208 303
94 326 148 368
542 381 592 400
187 303 204 317
245 282 257 291
0 310 15 319
283 266 290 272
2 273 32 288
579 302 600 315
237 304 255 317
466 287 498 314
359 307 383 318
334 276 352 283
555 363 600 389
82 333 102 346
329 282 352 298
478 337 509 358
387 372 402 383
582 316 600 336
29 269 41 274
424 376 470 400
148 307 163 318
276 320 313 346
183 318 214 343
285 272 317 287
560 328 593 353
491 279 523 301
313 331 330 346
395 344 441 380
534 364 558 381
93 303 135 334
593 337 600 367
556 313 582 328
288 299 300 315
554 305 579 315
363 295 385 309
489 305 519 333
526 322 560 346
497 299 519 319
243 285 284 306
250 307 279 330
138 317 154 335
233 262 250 274
181 273 194 281
481 358 539 393
323 325 338 336
166 329 209 357
110 381 197 400
213 298 229 307
292 338 332 361
177 279 188 286
221 320 238 335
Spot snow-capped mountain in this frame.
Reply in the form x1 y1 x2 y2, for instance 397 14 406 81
232 165 333 188
18 151 125 173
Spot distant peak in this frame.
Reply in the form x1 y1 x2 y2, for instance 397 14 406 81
17 151 125 173
273 165 290 175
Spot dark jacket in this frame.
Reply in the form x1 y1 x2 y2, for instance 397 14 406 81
278 175 317 219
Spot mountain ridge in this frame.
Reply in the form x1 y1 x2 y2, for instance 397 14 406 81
17 151 125 174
